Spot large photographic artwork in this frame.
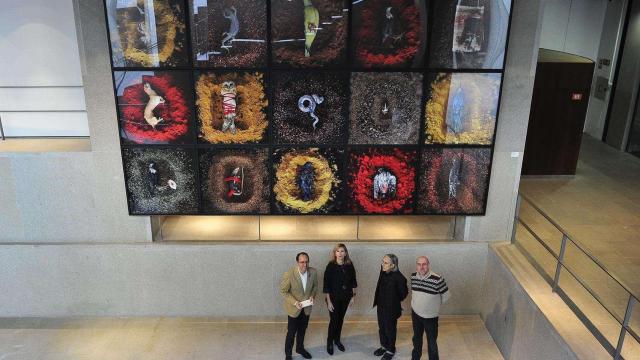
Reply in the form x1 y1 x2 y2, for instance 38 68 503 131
123 147 198 214
105 0 512 215
429 0 511 69
347 147 417 214
114 71 195 144
417 148 491 214
195 71 268 144
106 0 188 67
351 0 428 69
271 0 349 68
200 148 270 214
189 0 268 68
424 72 501 145
272 148 344 214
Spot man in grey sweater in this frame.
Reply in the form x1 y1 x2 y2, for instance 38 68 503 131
410 256 450 360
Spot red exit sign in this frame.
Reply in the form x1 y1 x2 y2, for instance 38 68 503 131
571 93 583 101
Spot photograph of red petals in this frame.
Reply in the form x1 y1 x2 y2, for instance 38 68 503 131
351 0 427 69
115 71 194 144
347 147 416 214
417 148 491 214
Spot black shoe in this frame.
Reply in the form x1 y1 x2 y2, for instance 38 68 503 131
334 340 345 352
327 342 334 355
285 356 292 360
381 352 395 360
296 348 312 359
374 347 386 356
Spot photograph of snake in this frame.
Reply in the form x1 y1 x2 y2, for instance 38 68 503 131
199 148 270 214
189 0 267 68
105 0 188 68
114 71 195 144
424 72 501 145
272 148 344 214
270 0 349 67
195 71 268 144
346 147 417 214
351 0 428 69
271 71 348 144
417 148 490 214
123 147 198 215
348 72 422 144
429 0 511 69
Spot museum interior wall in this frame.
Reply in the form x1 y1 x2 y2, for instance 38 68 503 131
0 0 543 320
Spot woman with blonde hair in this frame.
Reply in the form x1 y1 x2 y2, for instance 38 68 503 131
323 243 358 355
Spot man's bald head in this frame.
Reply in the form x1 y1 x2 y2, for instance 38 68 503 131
416 256 430 276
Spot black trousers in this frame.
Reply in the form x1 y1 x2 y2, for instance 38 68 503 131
411 311 439 360
377 308 398 354
285 311 310 356
327 295 350 343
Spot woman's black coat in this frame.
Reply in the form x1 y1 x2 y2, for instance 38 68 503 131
373 269 409 319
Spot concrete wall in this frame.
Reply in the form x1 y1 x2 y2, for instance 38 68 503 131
584 0 628 140
605 0 640 150
0 242 488 317
0 0 89 136
459 0 543 242
539 0 607 61
480 248 578 360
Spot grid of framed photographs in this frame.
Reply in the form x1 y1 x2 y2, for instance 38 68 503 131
104 0 512 215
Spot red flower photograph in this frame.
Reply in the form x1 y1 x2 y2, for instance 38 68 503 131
115 71 194 144
351 0 427 68
347 147 416 214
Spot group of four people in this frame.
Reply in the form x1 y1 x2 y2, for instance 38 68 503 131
280 244 450 360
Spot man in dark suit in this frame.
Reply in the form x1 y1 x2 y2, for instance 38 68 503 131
373 253 409 360
280 252 318 360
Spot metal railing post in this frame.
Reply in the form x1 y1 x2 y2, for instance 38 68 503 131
614 295 636 359
552 234 569 292
0 114 5 140
511 194 522 244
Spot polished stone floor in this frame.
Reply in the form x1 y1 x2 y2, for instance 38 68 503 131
516 134 640 356
0 316 501 360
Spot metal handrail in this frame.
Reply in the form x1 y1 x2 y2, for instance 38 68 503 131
518 193 640 302
513 193 640 359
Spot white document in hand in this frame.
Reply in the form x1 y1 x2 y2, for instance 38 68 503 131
299 299 313 308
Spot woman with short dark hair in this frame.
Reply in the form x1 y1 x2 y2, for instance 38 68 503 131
323 243 357 355
373 253 408 360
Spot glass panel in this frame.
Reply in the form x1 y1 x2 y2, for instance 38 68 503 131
517 199 563 256
260 216 357 241
620 328 640 360
562 240 629 322
514 222 557 281
160 216 260 241
357 216 453 240
557 269 622 349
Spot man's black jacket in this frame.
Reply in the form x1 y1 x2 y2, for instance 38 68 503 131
373 269 409 319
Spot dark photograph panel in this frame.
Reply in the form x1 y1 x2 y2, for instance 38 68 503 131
105 0 188 67
349 72 422 144
195 71 268 144
272 71 348 144
190 0 267 68
429 0 511 69
346 147 416 214
351 0 428 69
417 148 490 214
200 148 270 214
272 148 344 214
424 72 501 145
114 71 195 144
270 0 348 67
123 147 198 215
